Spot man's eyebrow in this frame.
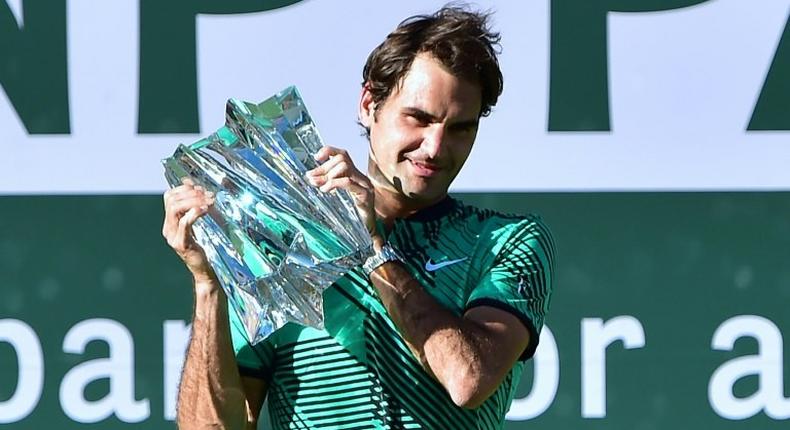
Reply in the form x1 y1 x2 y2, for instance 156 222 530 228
402 107 479 128
402 107 437 121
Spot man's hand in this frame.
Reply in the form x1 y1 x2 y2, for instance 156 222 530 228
162 178 218 286
306 146 380 242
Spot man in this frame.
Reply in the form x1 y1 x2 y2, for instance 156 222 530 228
163 5 555 429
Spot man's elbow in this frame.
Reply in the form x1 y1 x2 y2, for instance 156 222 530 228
450 389 488 410
175 402 249 430
446 372 495 409
175 416 250 430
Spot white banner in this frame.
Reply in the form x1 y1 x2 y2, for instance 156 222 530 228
1 0 788 194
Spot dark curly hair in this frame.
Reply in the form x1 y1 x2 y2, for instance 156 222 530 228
362 4 503 120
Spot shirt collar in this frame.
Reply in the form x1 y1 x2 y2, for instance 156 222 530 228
402 196 458 222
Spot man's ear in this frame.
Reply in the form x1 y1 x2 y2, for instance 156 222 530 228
358 84 376 128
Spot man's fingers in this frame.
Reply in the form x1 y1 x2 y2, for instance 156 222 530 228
164 200 201 244
318 176 371 201
307 154 345 178
168 196 214 218
165 187 213 213
313 146 348 163
307 146 371 190
167 187 211 203
309 146 376 234
311 164 372 192
171 206 206 252
164 183 197 207
313 146 331 162
163 187 214 240
307 146 355 178
324 160 351 180
308 145 373 196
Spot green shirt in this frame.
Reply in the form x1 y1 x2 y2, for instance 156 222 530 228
230 197 555 429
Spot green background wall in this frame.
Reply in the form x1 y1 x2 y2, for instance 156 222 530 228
1 192 787 428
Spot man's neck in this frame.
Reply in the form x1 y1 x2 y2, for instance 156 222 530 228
374 188 445 229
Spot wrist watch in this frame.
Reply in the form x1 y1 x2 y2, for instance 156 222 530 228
363 243 404 275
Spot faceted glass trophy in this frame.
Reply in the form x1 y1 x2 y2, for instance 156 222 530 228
163 86 373 345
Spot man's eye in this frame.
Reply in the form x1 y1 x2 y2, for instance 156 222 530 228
451 124 477 134
406 113 430 125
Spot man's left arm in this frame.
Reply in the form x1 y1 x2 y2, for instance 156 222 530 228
368 242 535 409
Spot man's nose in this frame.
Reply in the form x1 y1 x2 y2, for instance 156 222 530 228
421 125 446 159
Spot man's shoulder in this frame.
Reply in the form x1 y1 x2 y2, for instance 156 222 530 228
451 198 551 238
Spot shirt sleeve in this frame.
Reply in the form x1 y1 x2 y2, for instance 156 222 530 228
228 299 275 381
465 216 556 361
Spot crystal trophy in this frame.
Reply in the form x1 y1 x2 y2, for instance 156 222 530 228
163 86 373 345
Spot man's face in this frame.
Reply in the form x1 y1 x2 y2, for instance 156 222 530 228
359 53 482 205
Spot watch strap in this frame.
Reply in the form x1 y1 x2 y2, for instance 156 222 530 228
363 243 403 275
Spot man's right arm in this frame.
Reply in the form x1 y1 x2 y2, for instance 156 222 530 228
162 181 266 429
176 280 266 429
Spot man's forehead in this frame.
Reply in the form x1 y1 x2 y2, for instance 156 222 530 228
389 55 483 120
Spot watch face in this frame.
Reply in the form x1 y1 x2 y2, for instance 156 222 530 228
364 244 403 275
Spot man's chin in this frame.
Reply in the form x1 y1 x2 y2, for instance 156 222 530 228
403 186 448 205
383 173 450 205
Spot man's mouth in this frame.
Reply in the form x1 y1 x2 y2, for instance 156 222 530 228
408 159 442 177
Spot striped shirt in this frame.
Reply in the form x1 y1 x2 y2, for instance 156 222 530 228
230 197 555 429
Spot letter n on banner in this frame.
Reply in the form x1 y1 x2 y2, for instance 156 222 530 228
0 1 70 134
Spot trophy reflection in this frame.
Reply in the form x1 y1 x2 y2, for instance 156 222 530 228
163 87 373 345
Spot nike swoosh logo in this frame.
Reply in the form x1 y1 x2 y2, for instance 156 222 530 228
425 257 468 272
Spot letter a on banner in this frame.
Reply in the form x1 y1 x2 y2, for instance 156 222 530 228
60 319 150 423
709 315 790 420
